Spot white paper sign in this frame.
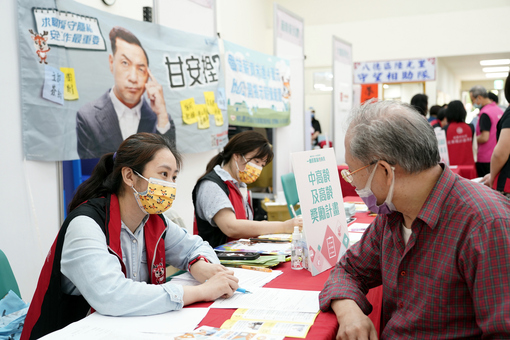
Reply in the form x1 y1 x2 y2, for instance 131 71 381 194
33 8 106 50
435 128 450 166
291 148 349 276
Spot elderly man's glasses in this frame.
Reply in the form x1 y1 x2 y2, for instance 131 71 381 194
341 161 379 184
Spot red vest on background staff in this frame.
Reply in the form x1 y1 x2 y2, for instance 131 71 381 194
445 122 475 166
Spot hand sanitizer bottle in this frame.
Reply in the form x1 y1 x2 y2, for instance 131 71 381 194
291 226 303 270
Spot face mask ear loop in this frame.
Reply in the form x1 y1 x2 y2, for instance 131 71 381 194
385 167 396 204
363 161 380 190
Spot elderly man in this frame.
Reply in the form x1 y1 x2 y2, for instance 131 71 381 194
469 85 503 177
319 100 510 339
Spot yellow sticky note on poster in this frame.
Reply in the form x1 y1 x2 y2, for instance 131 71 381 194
180 98 197 124
203 91 216 114
196 104 210 129
60 67 79 100
213 103 224 126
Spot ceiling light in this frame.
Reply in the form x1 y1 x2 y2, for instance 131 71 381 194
485 72 508 79
480 59 510 66
482 66 510 73
383 84 389 89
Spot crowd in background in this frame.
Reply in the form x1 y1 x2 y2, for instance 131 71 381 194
409 73 510 198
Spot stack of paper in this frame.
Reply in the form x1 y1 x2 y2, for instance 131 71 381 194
220 254 286 267
215 239 291 255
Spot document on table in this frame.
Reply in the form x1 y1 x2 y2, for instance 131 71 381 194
186 326 285 340
221 319 312 338
210 287 320 313
170 267 283 288
348 223 370 233
39 308 209 339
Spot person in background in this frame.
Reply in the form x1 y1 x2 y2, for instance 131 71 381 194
320 100 510 339
428 104 442 128
410 93 428 117
488 91 507 112
310 107 322 147
443 100 475 167
483 72 510 198
436 106 448 128
469 85 504 177
22 133 238 340
193 131 302 248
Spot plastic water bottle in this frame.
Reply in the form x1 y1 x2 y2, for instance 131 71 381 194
300 231 308 270
291 226 303 270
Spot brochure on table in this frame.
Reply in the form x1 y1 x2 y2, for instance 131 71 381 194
291 148 349 276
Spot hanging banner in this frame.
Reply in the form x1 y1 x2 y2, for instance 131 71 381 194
292 148 349 276
18 0 227 161
224 40 291 128
354 57 436 84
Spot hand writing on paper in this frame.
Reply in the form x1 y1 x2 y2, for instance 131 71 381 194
182 270 239 306
189 260 230 283
332 299 378 340
202 270 239 300
145 68 169 128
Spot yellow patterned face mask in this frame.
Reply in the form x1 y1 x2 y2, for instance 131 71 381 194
236 155 263 184
132 171 176 215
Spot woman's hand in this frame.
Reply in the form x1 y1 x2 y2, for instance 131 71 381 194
283 216 303 233
482 173 492 187
201 271 239 300
182 270 239 305
189 260 230 283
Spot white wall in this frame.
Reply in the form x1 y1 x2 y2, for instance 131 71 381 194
435 59 462 103
304 6 510 67
0 0 63 302
217 0 273 54
300 5 510 133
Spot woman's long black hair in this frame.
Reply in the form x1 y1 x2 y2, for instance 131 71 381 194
68 133 181 213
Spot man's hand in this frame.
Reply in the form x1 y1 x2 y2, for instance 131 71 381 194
189 260 231 283
145 68 169 128
332 299 378 340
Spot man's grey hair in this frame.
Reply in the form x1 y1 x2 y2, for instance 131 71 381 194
346 100 440 173
469 85 488 98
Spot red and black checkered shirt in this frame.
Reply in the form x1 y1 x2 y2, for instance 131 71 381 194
320 165 510 338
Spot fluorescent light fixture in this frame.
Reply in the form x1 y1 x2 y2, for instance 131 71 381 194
480 59 510 66
485 72 508 78
482 66 510 73
383 84 389 89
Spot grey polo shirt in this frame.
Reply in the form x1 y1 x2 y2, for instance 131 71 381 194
195 165 253 227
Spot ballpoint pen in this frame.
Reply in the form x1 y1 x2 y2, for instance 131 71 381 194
236 287 252 294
